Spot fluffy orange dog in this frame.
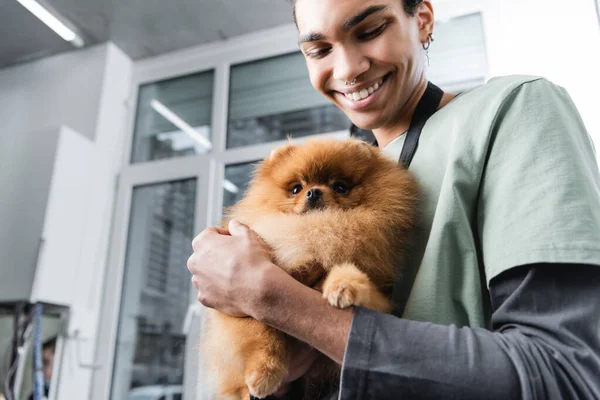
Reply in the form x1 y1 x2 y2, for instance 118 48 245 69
203 138 419 399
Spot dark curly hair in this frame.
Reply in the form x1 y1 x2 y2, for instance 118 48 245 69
401 0 425 15
292 0 424 25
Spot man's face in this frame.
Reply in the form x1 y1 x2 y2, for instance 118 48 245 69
42 348 54 383
296 0 432 131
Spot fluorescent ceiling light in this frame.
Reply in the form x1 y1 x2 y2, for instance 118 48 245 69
150 99 213 151
16 0 84 47
157 128 210 153
223 180 240 194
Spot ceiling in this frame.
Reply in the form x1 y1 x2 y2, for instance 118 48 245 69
0 0 294 69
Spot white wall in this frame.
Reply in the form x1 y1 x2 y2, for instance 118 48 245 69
52 44 133 400
0 43 133 400
0 44 109 302
0 45 108 141
434 0 600 149
0 125 60 301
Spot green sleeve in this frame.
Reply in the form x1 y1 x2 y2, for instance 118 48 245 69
478 78 600 284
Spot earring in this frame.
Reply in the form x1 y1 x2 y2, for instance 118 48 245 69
423 33 434 66
422 32 434 50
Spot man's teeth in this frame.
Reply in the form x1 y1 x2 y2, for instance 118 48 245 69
345 79 383 101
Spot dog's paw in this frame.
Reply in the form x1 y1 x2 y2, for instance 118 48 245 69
323 278 359 309
245 365 287 399
322 263 391 312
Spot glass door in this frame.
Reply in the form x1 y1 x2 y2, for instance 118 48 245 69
92 155 211 400
111 178 198 400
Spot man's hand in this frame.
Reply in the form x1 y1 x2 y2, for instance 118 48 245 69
188 220 352 367
187 220 278 318
274 342 320 398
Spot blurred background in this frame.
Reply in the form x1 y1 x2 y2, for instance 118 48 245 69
0 0 598 399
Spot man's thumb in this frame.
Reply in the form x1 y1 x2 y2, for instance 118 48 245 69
228 219 249 236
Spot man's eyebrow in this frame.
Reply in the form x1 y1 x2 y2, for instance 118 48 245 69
343 5 391 31
298 32 327 45
297 5 391 45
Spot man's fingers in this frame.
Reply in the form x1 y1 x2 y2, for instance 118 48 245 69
286 344 320 382
192 226 231 250
187 254 196 273
197 291 212 309
228 219 250 237
273 383 291 398
294 347 319 368
191 275 200 289
212 226 230 235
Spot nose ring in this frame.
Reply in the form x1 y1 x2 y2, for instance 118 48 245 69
345 79 357 86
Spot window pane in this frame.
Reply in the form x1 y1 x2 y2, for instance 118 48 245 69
227 52 350 148
222 162 256 212
111 179 196 400
132 71 214 163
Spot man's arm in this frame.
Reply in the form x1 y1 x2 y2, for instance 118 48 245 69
189 222 600 399
254 263 352 364
254 263 600 399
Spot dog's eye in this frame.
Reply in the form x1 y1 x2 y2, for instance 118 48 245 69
291 184 303 195
332 182 349 194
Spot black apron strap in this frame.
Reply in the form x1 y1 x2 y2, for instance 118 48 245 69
361 81 444 168
391 82 444 318
398 81 444 168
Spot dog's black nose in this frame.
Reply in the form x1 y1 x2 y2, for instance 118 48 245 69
306 188 322 202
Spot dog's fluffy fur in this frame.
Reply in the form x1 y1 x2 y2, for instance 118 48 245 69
203 138 419 399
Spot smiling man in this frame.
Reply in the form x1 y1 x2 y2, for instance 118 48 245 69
189 1 600 399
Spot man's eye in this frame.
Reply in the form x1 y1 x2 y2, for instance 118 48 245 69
358 23 388 41
306 47 331 59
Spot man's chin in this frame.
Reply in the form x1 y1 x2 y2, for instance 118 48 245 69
349 116 384 132
344 107 387 130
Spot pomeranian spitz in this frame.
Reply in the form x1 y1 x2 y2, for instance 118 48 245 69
202 138 419 399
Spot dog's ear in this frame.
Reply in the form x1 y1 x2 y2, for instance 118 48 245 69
350 138 377 158
265 143 297 165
